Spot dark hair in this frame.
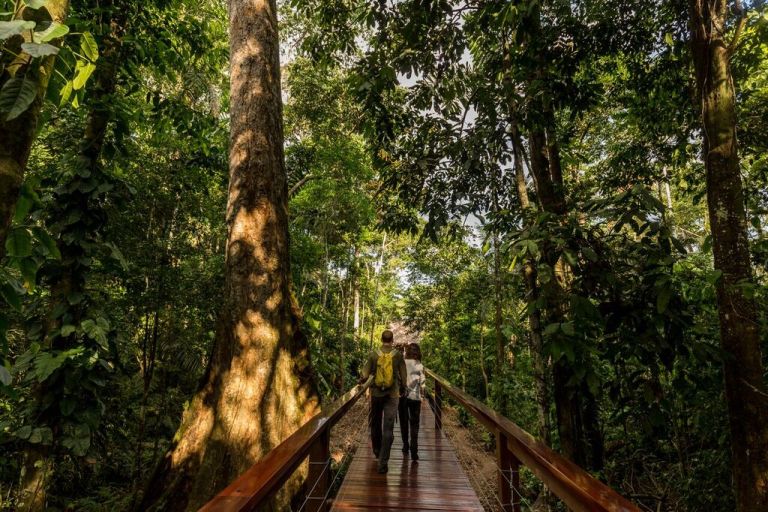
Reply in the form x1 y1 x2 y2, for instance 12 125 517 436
405 343 421 361
381 330 394 343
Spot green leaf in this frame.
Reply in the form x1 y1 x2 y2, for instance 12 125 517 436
13 192 33 224
582 246 598 262
29 427 53 444
60 398 76 416
656 286 672 313
561 322 575 336
80 32 98 61
0 365 10 386
0 20 35 40
543 322 560 336
0 76 38 121
59 80 73 107
6 228 32 257
706 269 723 285
15 425 32 440
23 0 47 9
562 249 578 268
19 257 37 289
31 227 60 259
0 284 22 312
60 325 76 337
21 42 59 57
62 424 90 456
33 352 67 381
35 22 69 43
664 32 674 46
72 61 95 90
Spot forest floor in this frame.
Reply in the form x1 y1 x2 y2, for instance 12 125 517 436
441 405 503 511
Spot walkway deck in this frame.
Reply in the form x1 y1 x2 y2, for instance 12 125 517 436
331 400 484 511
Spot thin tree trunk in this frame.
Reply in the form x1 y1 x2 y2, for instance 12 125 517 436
0 0 69 257
139 2 319 509
17 8 123 508
689 2 768 509
478 307 489 401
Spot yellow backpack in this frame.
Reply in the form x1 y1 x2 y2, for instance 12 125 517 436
375 350 395 390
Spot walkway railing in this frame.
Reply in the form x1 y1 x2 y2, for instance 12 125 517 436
198 368 640 512
199 378 371 512
427 368 640 512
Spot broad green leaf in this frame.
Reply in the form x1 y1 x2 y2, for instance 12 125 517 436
656 286 672 313
0 365 10 386
80 31 98 61
543 322 560 336
29 427 53 444
62 424 90 456
582 246 598 262
21 42 59 57
19 257 37 290
15 425 32 439
706 269 723 285
6 228 32 257
60 325 76 336
0 76 38 121
35 22 69 43
32 226 61 259
0 20 35 40
23 0 47 9
59 80 73 107
12 189 33 224
0 284 22 312
562 249 578 268
33 352 68 381
60 398 76 416
561 322 575 336
72 61 95 90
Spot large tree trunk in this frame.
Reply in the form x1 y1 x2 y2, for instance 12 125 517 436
139 1 320 510
0 0 69 257
689 2 768 510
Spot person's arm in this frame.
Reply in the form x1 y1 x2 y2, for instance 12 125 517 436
398 355 407 396
359 352 373 384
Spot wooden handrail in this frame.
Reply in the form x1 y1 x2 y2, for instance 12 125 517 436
199 378 371 512
426 368 640 512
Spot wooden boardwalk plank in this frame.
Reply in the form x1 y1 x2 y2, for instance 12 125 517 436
331 400 484 512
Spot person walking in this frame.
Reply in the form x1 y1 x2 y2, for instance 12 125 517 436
361 330 407 474
398 343 425 460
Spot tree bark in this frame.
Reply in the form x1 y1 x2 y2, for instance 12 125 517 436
139 1 320 510
0 0 69 257
689 2 768 510
510 121 551 445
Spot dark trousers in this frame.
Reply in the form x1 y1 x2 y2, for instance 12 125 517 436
370 395 398 468
398 397 421 455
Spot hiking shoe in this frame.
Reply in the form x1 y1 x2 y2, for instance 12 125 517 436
411 452 419 461
402 442 410 453
378 464 388 474
373 449 379 459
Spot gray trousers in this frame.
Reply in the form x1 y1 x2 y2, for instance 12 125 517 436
370 395 398 468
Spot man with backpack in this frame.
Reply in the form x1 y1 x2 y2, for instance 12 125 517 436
360 330 407 474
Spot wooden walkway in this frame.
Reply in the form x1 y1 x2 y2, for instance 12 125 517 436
331 400 484 511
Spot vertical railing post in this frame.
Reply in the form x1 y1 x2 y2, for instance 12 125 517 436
306 428 330 512
434 380 442 430
497 431 521 512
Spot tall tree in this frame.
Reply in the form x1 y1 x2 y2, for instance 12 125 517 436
688 1 768 510
139 1 319 509
0 0 69 256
